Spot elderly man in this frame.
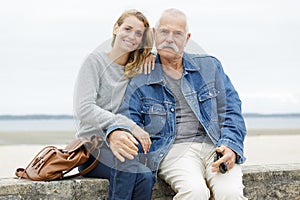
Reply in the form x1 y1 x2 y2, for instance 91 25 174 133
114 8 247 199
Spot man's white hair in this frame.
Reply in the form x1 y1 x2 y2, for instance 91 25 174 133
155 8 189 33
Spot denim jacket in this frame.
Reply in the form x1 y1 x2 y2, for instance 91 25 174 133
109 53 246 172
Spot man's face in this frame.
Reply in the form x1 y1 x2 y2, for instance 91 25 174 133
155 13 190 59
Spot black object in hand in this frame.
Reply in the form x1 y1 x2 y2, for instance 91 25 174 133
214 152 228 174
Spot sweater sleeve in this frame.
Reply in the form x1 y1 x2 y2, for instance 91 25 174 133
73 54 136 138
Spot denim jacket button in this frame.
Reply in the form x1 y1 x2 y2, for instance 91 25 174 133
159 153 164 157
170 108 175 112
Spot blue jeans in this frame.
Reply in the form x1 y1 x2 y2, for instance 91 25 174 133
78 146 155 200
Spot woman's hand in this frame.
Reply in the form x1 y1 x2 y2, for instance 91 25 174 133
142 54 156 74
108 130 139 162
131 125 152 154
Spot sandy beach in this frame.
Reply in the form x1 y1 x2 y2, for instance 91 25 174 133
1 129 300 178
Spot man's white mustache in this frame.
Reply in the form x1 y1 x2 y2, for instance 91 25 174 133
157 42 179 52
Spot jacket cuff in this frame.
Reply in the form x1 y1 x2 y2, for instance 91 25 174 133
105 125 133 146
217 138 246 164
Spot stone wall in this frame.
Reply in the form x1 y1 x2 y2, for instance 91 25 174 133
0 164 299 200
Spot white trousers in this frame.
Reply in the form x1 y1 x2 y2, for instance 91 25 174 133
158 142 247 200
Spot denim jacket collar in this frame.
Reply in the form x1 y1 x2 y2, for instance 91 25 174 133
146 53 201 85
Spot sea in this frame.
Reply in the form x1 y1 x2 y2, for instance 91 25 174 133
0 115 300 131
0 119 77 131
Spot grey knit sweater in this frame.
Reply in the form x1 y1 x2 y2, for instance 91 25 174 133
73 48 135 140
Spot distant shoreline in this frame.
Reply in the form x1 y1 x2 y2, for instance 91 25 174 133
1 113 300 120
243 113 300 118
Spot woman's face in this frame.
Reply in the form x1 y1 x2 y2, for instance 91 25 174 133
113 15 146 53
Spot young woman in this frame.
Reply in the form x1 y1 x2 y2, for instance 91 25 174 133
74 9 155 200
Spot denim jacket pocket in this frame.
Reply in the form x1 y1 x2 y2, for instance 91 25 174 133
198 88 219 122
141 103 167 135
198 88 219 102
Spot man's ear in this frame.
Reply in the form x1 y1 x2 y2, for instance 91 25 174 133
152 27 156 35
185 33 191 46
186 33 191 42
152 27 157 42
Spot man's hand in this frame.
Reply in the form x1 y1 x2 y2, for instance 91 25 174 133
108 130 139 162
131 125 151 154
211 145 236 172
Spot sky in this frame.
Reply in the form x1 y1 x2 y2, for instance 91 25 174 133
0 0 300 115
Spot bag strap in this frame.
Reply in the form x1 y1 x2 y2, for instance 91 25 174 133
62 146 102 179
15 168 28 179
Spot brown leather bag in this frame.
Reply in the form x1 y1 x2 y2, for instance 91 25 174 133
15 135 103 181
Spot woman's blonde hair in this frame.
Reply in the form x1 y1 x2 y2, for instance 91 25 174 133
111 9 153 78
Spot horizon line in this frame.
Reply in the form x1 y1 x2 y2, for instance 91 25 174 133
0 113 300 120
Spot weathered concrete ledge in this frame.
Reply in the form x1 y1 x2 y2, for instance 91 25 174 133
0 164 299 200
